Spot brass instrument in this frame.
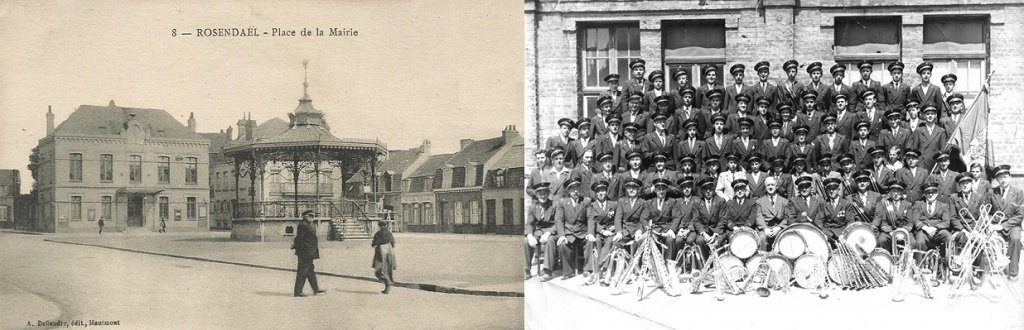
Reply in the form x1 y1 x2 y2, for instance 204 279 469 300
891 246 934 302
611 220 681 300
743 259 774 297
891 228 911 258
691 237 745 297
601 247 632 287
675 244 706 283
948 205 1017 299
831 238 889 290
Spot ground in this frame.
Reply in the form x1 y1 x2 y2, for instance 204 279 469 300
0 231 522 330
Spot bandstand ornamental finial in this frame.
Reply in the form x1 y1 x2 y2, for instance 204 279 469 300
302 59 310 99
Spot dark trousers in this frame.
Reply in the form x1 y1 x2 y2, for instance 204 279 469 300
524 237 558 274
586 236 615 273
1005 227 1021 277
656 234 679 261
913 229 951 251
557 237 585 276
878 231 916 254
685 231 726 259
294 257 320 295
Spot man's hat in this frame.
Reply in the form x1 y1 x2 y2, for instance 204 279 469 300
887 61 905 73
725 152 740 161
597 95 614 107
941 73 958 84
956 173 975 184
732 178 750 189
832 93 848 104
857 60 873 71
604 73 621 82
531 182 552 192
771 156 787 166
794 124 810 135
795 175 814 188
746 153 763 164
921 106 938 115
854 170 872 182
302 210 316 217
576 118 592 129
652 178 671 188
783 60 799 72
677 176 696 187
738 117 754 128
754 61 771 72
606 113 622 124
705 88 724 100
806 62 823 74
916 62 934 74
838 153 855 164
699 177 717 188
629 59 646 69
711 113 728 124
801 90 819 101
922 182 940 193
654 95 671 105
735 94 752 104
885 109 903 120
673 69 689 81
996 165 1012 177
624 178 643 188
651 112 669 122
946 93 964 104
596 151 614 162
682 119 699 129
822 113 837 124
904 148 921 159
755 96 772 107
626 150 643 160
818 154 833 164
823 177 842 189
861 90 876 100
564 177 583 189
886 180 905 192
649 70 665 82
702 65 718 76
869 145 886 156
905 100 920 109
792 154 809 165
653 152 669 162
622 122 640 132
628 91 644 101
730 63 746 75
830 64 846 75
592 180 610 192
854 120 870 131
768 120 783 129
778 103 793 114
704 155 721 165
933 152 950 162
679 154 697 165
549 146 566 158
680 86 697 97
557 118 575 128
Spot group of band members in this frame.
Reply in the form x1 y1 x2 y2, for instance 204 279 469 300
526 58 1022 282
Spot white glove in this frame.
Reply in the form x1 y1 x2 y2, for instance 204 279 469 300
635 229 643 238
539 232 551 243
678 229 690 237
991 224 1004 232
665 230 676 239
557 236 568 246
601 229 613 237
585 234 596 242
526 234 538 247
612 232 623 241
702 232 712 242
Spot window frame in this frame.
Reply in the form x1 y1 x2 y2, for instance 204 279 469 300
158 156 171 184
99 154 113 182
186 197 197 220
101 196 112 220
69 153 83 182
578 22 642 119
185 157 198 184
129 155 143 183
922 16 990 101
662 19 727 92
159 196 169 220
833 16 903 62
70 195 82 220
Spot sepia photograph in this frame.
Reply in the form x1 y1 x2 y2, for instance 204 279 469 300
0 1 524 329
524 0 1024 329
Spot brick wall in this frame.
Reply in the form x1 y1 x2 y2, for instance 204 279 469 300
525 0 1024 174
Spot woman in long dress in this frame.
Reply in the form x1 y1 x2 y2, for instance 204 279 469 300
372 221 397 294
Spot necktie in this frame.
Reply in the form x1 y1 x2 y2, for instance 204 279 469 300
771 196 776 207
928 202 934 215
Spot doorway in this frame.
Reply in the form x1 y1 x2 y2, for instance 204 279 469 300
127 195 144 227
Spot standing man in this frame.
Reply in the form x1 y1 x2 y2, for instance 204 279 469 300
293 210 325 297
600 74 629 115
909 62 947 120
851 61 884 111
752 61 780 116
670 87 705 137
778 60 804 111
909 106 948 171
896 149 930 203
802 62 829 109
940 73 958 108
644 70 672 114
724 63 753 115
695 65 721 110
822 64 854 113
625 59 649 98
882 62 911 112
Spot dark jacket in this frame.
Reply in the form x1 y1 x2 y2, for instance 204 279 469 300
293 220 320 260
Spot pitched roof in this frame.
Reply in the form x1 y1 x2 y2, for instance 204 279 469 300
253 118 289 139
200 132 232 163
409 154 454 178
52 103 204 140
444 137 505 167
490 143 524 170
380 148 424 175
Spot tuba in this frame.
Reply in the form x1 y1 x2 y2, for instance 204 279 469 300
891 228 911 257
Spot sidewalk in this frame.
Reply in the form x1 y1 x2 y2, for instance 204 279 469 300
45 231 523 295
0 285 62 327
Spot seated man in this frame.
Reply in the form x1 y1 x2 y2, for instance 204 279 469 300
525 182 558 280
614 178 649 253
555 178 591 280
991 165 1023 280
755 176 792 250
909 182 953 252
871 180 915 254
816 177 854 241
723 178 757 235
673 176 699 252
585 180 618 285
690 177 729 257
785 175 822 226
647 178 684 260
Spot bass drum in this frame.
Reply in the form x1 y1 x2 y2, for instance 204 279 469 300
842 221 877 257
719 253 747 280
869 248 895 278
792 253 827 289
775 230 807 259
730 228 760 259
745 252 769 277
764 254 793 290
774 223 830 259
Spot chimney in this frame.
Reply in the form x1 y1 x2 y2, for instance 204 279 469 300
225 125 233 140
245 113 255 141
420 139 431 154
460 139 475 150
187 112 197 133
502 124 519 145
46 106 54 135
235 116 247 140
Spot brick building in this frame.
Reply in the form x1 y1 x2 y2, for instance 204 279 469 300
0 169 19 229
525 0 1024 175
33 101 211 232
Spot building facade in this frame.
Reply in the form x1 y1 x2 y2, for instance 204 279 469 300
525 0 1024 173
34 101 211 232
400 153 452 232
0 169 19 229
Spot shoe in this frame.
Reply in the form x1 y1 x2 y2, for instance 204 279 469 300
561 273 575 280
314 290 327 295
382 283 391 294
524 273 533 281
294 293 307 297
540 274 554 282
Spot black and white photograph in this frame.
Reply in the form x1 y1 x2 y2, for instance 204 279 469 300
0 1 524 329
524 1 1024 329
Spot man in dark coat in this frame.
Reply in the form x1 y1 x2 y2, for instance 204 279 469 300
293 210 325 297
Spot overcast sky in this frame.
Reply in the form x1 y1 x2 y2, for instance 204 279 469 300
0 0 523 193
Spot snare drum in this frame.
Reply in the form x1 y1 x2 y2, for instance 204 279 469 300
730 227 760 259
774 223 830 259
842 222 877 257
775 230 807 259
792 254 827 289
718 253 747 280
868 248 894 277
764 254 793 289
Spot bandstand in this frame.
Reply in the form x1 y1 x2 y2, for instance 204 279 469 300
223 63 389 241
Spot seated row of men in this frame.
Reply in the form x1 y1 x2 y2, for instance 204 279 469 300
524 164 1022 282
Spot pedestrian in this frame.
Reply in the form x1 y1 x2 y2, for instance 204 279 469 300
159 219 167 233
292 210 325 297
372 220 397 294
98 218 104 235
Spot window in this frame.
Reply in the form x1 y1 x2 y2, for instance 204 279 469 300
580 23 641 118
432 170 444 189
159 197 169 219
663 20 727 92
186 197 197 219
410 177 426 193
494 169 506 188
0 206 8 222
185 157 198 184
838 61 896 86
424 203 433 224
101 196 111 220
503 199 515 225
453 201 463 224
383 173 393 192
69 153 83 182
71 196 82 220
924 17 988 99
451 167 466 188
100 154 113 182
474 164 484 186
158 156 170 183
470 200 480 224
129 155 142 183
834 17 901 62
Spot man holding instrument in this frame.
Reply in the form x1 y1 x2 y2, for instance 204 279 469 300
585 180 617 285
755 176 792 250
692 177 728 257
896 149 929 203
847 170 881 225
872 180 915 254
647 178 685 260
909 182 953 252
991 165 1022 280
816 177 854 241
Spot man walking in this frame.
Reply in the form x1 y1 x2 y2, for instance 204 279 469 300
293 210 326 297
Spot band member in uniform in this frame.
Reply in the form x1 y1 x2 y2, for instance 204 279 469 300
643 153 678 198
752 61 780 115
670 69 692 116
909 105 947 171
928 152 959 202
727 117 759 162
802 61 829 109
725 94 753 135
848 170 881 225
585 180 618 285
761 119 790 161
941 94 966 136
566 119 596 168
525 182 558 280
695 65 721 110
896 149 929 203
787 154 812 198
850 121 876 170
904 100 923 131
786 124 816 166
716 153 745 201
725 63 752 115
648 178 684 259
555 178 591 279
755 176 792 250
675 119 705 169
617 150 645 199
949 173 999 232
816 177 853 241
693 177 729 255
701 155 723 197
991 165 1022 279
837 153 859 196
589 95 614 138
779 60 804 110
546 118 575 155
644 70 671 114
569 148 597 198
596 114 623 172
594 152 622 201
704 113 732 168
744 154 768 198
545 147 572 199
617 122 643 172
674 155 700 197
625 59 649 98
823 64 854 113
750 97 772 139
969 163 991 195
527 148 549 200
798 90 826 141
769 156 793 198
868 146 893 192
940 73 958 107
857 90 886 140
851 60 884 111
878 109 912 148
701 89 727 138
600 73 629 115
910 62 947 120
673 176 700 253
872 180 915 254
882 61 911 112
909 182 953 252
786 175 821 225
812 112 847 167
670 87 705 137
779 104 799 141
723 178 758 237
642 113 677 170
833 93 857 139
614 178 649 252
622 92 650 139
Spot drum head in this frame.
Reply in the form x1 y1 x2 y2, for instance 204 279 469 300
793 254 826 289
827 256 846 286
790 224 830 257
775 231 807 259
730 229 759 259
765 254 793 289
745 253 767 276
869 249 894 277
719 254 747 279
842 222 877 256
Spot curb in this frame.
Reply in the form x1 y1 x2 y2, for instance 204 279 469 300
43 239 523 298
